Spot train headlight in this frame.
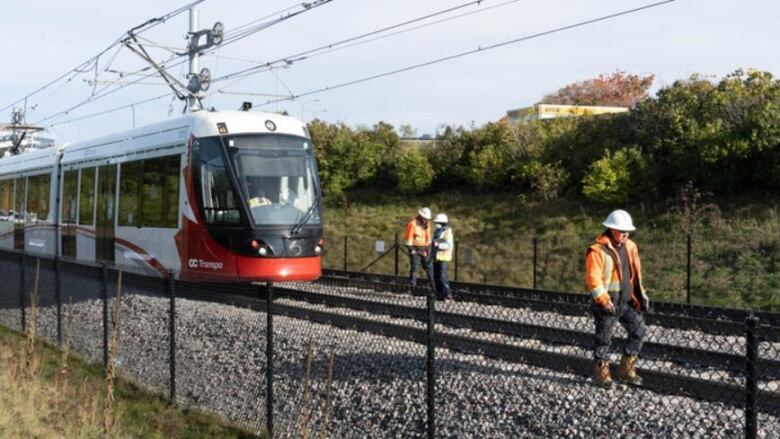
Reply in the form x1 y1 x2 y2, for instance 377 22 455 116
314 245 322 255
258 247 268 256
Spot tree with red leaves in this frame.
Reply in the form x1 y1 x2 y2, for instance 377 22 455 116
541 71 655 107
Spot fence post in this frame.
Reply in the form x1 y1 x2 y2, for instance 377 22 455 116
343 236 348 271
55 256 62 347
426 285 436 439
453 240 459 282
394 233 399 277
745 315 759 439
167 270 176 403
686 233 692 304
19 253 25 332
265 282 275 439
533 237 538 290
102 263 109 369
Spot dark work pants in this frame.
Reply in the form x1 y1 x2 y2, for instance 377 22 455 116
433 261 451 299
409 250 435 290
593 302 646 361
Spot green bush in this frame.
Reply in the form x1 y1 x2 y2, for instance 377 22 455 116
394 148 434 194
581 148 642 204
518 159 568 201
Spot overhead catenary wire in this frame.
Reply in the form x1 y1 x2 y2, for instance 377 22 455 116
49 93 172 127
215 0 334 48
34 0 336 126
35 0 674 130
34 57 190 125
211 0 489 84
220 2 304 37
255 0 678 106
0 0 206 115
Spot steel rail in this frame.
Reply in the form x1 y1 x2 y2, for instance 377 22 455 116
321 270 780 341
273 285 780 379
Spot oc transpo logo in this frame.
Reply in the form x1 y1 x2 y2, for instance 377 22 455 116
188 258 224 271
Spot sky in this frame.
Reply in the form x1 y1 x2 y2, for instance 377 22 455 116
0 0 778 143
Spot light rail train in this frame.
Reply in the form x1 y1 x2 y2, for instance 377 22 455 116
0 110 323 281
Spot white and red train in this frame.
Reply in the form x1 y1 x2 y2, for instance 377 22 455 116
0 111 323 281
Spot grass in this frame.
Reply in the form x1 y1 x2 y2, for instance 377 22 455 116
0 325 257 438
323 189 780 312
0 259 259 438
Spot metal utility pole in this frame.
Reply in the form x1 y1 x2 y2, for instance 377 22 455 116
188 9 202 112
184 8 223 112
122 7 222 113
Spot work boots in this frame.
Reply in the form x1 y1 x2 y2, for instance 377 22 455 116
593 360 613 388
616 354 642 385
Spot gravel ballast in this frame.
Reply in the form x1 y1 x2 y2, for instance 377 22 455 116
2 285 778 438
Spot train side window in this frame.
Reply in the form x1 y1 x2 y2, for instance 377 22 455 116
61 170 79 224
79 168 95 226
119 160 141 226
0 179 12 220
164 155 180 228
197 140 240 225
139 155 180 228
26 174 50 223
14 177 26 222
142 158 164 226
118 156 180 228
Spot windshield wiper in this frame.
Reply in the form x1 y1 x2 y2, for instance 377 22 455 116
291 194 320 235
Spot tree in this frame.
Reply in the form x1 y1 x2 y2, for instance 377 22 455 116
541 70 655 107
394 147 434 194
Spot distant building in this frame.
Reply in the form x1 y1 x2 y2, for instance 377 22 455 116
506 103 629 121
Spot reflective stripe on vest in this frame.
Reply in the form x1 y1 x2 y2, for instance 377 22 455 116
589 247 621 299
435 228 452 262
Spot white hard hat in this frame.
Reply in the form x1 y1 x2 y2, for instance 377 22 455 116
418 207 432 220
602 209 636 232
434 213 448 224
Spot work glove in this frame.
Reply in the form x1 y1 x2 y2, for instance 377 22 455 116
640 290 651 312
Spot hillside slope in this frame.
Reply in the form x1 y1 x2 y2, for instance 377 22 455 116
322 191 780 312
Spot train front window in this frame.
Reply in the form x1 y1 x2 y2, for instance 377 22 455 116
226 135 320 227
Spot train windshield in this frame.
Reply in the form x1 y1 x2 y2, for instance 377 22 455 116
226 135 321 227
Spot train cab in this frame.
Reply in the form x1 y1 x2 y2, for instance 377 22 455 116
179 111 324 282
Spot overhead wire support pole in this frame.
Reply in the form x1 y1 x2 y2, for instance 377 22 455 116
188 8 202 112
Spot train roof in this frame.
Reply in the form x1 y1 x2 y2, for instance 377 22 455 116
0 111 309 174
60 110 309 166
0 145 60 177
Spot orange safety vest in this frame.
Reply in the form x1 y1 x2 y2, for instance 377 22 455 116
404 216 431 248
585 234 645 310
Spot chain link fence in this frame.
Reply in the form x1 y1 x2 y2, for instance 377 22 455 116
324 230 780 312
0 248 778 438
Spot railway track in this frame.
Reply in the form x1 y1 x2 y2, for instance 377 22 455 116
11 258 780 416
323 269 780 341
121 272 780 415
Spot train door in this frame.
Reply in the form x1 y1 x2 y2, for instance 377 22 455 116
96 164 117 262
13 177 25 250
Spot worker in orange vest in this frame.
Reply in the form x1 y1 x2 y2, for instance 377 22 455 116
404 207 435 289
585 209 650 388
